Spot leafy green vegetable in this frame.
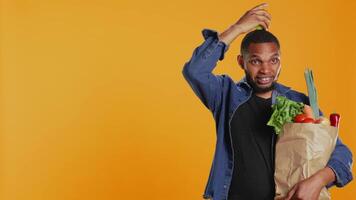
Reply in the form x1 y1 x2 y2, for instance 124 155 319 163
267 96 304 134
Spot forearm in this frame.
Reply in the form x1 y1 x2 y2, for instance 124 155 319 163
218 25 244 46
284 167 337 199
313 167 336 187
218 3 271 45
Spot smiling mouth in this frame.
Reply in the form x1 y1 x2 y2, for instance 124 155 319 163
256 76 273 85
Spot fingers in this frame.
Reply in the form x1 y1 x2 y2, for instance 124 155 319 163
251 2 268 11
253 9 271 20
285 185 297 200
248 8 271 30
255 15 271 30
260 21 268 30
234 3 272 33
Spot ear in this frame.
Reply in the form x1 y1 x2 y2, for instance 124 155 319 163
237 55 245 70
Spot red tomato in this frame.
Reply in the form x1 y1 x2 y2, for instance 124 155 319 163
314 118 323 123
302 117 315 123
294 114 307 123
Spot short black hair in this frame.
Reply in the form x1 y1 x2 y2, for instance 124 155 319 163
240 30 280 55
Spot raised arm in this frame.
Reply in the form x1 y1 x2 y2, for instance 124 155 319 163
182 3 271 113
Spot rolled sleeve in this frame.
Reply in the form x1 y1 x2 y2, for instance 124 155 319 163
326 159 353 188
201 28 229 60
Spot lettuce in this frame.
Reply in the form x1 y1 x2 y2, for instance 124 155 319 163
267 96 304 134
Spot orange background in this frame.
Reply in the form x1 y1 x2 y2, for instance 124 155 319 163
1 0 355 199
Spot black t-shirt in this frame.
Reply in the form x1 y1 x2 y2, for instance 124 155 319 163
227 94 276 200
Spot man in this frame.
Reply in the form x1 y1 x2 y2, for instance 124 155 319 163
182 3 353 200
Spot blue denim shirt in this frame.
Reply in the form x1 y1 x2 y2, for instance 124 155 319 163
182 28 353 200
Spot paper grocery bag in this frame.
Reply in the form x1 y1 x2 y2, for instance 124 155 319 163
274 122 338 200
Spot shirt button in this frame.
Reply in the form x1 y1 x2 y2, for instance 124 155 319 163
223 185 227 189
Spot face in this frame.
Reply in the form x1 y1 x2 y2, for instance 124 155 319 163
238 42 281 94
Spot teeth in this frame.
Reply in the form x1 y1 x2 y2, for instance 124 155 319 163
257 77 272 83
259 77 270 80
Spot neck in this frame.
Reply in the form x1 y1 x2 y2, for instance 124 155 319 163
254 90 273 99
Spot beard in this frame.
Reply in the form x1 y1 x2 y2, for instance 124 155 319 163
245 71 277 94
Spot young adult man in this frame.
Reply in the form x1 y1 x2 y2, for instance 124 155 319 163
182 3 353 200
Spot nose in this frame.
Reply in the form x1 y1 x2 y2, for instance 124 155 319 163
259 62 272 74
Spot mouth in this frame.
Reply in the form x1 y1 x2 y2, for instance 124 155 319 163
256 76 274 86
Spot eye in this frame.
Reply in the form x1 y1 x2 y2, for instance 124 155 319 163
271 58 280 64
249 59 261 65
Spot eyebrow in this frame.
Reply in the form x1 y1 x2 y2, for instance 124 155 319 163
249 53 280 59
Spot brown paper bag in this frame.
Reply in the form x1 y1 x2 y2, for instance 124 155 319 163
274 122 338 200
